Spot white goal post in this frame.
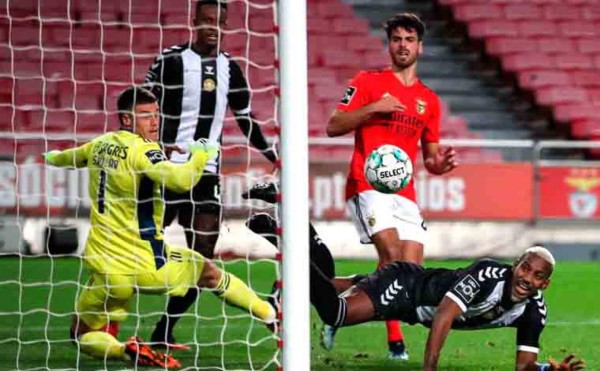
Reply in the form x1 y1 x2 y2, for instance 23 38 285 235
278 0 310 370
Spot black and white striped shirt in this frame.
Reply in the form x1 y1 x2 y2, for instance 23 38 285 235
145 44 252 173
412 259 547 354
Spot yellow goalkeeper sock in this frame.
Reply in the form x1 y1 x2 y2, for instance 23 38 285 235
215 272 276 323
78 331 127 360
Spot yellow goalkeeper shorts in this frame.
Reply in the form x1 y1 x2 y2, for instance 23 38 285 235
77 244 206 330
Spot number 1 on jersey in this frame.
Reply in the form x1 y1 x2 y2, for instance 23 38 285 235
98 170 107 213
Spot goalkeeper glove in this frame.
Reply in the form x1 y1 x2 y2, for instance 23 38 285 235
42 150 61 163
189 138 220 161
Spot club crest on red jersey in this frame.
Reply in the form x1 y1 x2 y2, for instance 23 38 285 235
416 99 427 115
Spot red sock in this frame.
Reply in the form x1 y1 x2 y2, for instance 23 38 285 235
102 321 120 338
386 320 404 342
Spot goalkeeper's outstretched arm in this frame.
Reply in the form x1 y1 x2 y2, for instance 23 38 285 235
43 142 94 168
135 140 219 193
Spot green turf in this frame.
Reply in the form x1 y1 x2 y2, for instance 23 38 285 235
0 257 597 370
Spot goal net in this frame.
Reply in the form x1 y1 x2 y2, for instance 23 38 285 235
0 0 282 369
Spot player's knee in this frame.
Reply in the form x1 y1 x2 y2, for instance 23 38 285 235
197 259 221 288
378 247 401 265
316 299 344 327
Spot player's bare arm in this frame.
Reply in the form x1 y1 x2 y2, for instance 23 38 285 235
235 113 278 163
327 95 406 137
423 142 458 175
516 352 585 371
423 296 463 371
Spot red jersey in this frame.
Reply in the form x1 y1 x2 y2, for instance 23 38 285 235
337 69 441 202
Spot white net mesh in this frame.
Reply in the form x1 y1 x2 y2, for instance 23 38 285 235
0 0 280 369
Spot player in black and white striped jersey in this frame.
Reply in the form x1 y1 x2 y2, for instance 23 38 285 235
311 246 585 370
144 0 277 348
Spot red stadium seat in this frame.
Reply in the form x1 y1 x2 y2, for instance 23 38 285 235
519 21 559 38
502 53 555 71
0 106 16 131
572 71 600 87
312 83 342 104
454 4 503 21
132 27 162 54
490 0 533 4
9 20 41 47
101 25 133 53
311 35 345 51
161 28 192 48
543 4 583 20
538 38 576 54
308 105 328 132
346 35 384 53
71 0 99 16
567 0 600 4
76 111 113 133
226 34 249 52
11 49 43 78
582 5 600 20
321 49 360 69
308 18 330 35
70 51 104 81
332 18 370 35
71 24 102 51
308 68 337 87
486 38 536 55
559 21 599 37
40 0 72 20
577 39 600 54
247 66 277 88
0 23 6 44
536 86 588 105
10 108 31 132
123 0 162 25
7 0 38 18
40 22 69 49
0 77 14 103
554 103 600 122
59 81 104 111
555 54 594 70
315 1 355 19
15 79 45 107
42 49 76 79
441 115 468 138
248 15 276 34
26 109 76 132
588 88 600 103
468 20 519 38
518 70 572 89
571 119 600 138
529 0 563 4
361 50 389 70
503 4 543 20
159 0 194 15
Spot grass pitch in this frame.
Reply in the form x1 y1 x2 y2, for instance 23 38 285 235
0 258 597 370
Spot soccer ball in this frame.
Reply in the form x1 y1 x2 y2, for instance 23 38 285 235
364 144 413 194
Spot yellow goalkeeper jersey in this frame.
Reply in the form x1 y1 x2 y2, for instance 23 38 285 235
45 130 209 274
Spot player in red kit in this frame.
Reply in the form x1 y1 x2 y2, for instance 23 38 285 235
323 13 458 360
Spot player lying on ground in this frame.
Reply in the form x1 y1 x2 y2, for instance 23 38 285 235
310 246 585 371
44 87 277 368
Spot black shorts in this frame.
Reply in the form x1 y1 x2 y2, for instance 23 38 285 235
355 261 423 323
163 172 221 216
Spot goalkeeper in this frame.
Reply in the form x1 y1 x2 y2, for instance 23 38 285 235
44 86 277 368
